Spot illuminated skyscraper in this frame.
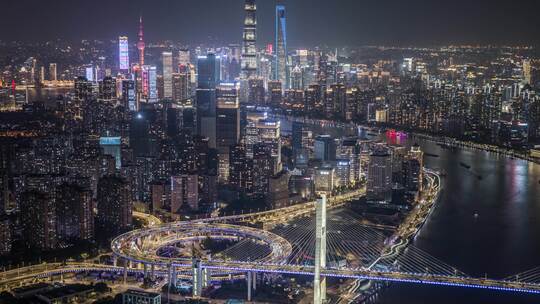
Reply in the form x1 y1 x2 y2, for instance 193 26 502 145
275 5 288 89
241 0 257 79
141 65 158 102
240 0 257 102
367 144 393 203
162 52 173 99
172 72 189 102
121 79 137 111
523 59 532 85
257 119 282 174
178 49 190 66
118 36 130 71
137 16 145 66
216 83 240 182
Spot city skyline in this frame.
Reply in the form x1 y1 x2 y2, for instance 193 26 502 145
2 1 540 303
2 0 540 46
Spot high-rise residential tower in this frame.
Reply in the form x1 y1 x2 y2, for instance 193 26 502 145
275 5 288 89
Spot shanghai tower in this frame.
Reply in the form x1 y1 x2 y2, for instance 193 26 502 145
275 5 287 89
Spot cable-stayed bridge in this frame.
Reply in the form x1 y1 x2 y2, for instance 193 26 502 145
2 170 540 303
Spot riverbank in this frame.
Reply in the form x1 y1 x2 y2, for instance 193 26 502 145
411 133 540 165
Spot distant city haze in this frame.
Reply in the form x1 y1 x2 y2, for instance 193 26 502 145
2 0 540 46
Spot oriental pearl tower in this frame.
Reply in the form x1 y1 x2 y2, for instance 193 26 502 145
137 16 145 66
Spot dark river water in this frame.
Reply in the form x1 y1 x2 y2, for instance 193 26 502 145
377 138 540 304
279 118 540 303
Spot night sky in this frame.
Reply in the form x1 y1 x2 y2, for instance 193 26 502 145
2 0 540 46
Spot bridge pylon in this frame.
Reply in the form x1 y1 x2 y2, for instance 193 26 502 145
192 259 204 298
314 194 327 304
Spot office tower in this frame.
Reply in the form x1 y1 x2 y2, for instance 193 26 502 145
267 171 290 209
148 66 158 102
292 122 312 166
345 87 359 121
100 136 122 169
162 52 173 99
122 79 137 111
257 119 282 173
178 49 190 66
245 111 267 158
98 76 116 101
55 184 94 242
326 84 346 117
290 65 302 90
74 76 94 100
172 72 190 102
227 44 241 81
252 143 273 194
49 63 57 81
241 0 258 80
229 144 253 193
97 175 132 234
39 66 45 84
141 65 158 102
314 166 335 193
268 80 282 106
240 0 257 102
20 191 56 250
258 56 272 83
137 16 145 66
248 78 265 105
85 66 95 82
292 122 304 152
305 84 323 112
367 144 393 203
275 5 288 88
118 36 130 71
150 180 169 211
314 135 336 162
523 59 532 85
170 174 199 213
337 138 361 183
216 83 240 183
336 159 351 186
196 54 220 148
404 143 424 192
285 89 304 109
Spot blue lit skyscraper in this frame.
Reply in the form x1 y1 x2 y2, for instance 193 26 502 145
146 65 158 103
118 36 129 71
99 136 122 169
275 5 287 89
